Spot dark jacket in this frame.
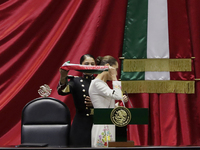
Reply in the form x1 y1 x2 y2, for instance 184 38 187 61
57 74 94 147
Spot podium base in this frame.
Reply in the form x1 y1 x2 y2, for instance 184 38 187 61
108 141 134 147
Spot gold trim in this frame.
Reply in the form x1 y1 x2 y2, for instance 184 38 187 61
119 57 125 60
62 84 70 93
121 80 195 94
123 58 191 72
110 106 131 127
90 108 94 115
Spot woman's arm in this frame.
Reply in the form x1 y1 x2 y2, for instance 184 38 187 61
57 69 71 95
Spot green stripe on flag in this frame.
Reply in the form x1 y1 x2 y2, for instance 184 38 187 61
121 0 148 80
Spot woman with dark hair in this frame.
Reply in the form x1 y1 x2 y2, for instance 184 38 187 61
89 55 127 147
57 54 95 147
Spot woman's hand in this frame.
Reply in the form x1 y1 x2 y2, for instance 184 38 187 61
85 96 93 107
59 68 69 85
108 66 117 81
122 95 128 103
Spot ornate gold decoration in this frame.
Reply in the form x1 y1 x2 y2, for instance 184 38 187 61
121 80 195 94
38 84 52 97
110 106 131 127
123 58 191 72
62 84 70 93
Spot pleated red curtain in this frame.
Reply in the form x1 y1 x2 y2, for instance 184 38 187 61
0 0 200 146
0 0 127 145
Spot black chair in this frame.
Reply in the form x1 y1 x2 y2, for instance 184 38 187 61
21 97 71 147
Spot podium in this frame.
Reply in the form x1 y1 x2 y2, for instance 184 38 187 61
93 107 148 147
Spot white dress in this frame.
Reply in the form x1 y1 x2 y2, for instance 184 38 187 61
89 79 122 147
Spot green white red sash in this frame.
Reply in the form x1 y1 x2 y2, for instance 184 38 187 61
61 62 108 74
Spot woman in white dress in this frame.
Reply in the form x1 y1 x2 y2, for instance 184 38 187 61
89 55 127 147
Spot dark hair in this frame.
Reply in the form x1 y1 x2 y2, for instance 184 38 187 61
80 54 95 64
96 55 117 66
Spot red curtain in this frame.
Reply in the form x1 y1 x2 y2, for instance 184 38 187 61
0 0 127 146
1 0 200 146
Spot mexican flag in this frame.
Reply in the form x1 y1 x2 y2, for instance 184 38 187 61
120 0 195 94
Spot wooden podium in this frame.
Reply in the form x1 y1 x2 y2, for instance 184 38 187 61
93 108 148 147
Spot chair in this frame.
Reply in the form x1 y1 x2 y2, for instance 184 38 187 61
21 97 71 147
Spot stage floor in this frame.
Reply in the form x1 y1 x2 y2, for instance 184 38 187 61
1 146 200 150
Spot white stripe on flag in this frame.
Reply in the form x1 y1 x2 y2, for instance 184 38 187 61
146 0 170 80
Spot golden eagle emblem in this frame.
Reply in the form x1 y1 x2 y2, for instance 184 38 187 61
110 106 131 127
